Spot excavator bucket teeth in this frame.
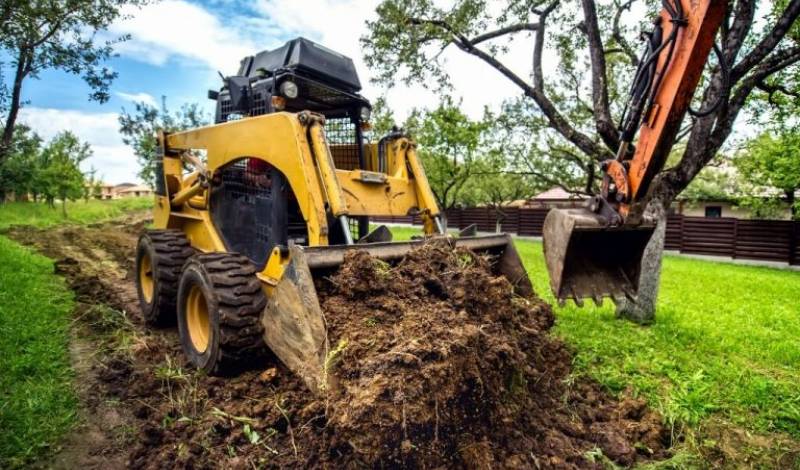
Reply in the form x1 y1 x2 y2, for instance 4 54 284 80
261 234 532 394
543 208 655 305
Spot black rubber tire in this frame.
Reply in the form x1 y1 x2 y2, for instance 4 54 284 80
135 230 194 326
176 253 267 375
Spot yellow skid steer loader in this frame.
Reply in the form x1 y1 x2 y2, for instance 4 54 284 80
135 38 530 393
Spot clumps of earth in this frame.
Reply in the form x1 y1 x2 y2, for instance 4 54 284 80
6 221 669 469
316 243 667 468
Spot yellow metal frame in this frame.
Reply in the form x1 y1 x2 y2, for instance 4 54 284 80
152 111 440 287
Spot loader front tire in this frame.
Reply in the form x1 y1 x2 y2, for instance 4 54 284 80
136 230 194 326
177 253 267 375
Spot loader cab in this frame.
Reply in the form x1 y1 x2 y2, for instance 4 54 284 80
210 37 373 172
207 38 375 267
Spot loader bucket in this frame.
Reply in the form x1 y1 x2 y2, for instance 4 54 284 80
261 234 531 394
542 208 655 306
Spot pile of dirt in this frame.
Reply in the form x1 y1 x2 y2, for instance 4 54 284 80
315 243 667 468
5 220 669 469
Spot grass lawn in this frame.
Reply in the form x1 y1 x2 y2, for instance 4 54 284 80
0 236 77 468
0 197 152 230
0 198 152 468
388 225 800 464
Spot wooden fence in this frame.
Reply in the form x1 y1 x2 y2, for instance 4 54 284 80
374 208 800 265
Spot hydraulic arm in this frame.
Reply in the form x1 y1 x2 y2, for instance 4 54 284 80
543 0 728 305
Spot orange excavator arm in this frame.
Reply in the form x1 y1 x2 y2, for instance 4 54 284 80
543 0 728 305
609 0 728 219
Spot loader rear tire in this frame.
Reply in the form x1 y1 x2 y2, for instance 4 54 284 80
136 230 194 326
177 253 267 375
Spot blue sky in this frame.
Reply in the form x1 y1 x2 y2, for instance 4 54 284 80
12 0 539 184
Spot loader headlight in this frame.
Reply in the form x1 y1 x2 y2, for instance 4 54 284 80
359 106 371 122
279 81 298 99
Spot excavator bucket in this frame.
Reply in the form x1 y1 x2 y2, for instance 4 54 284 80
543 208 655 306
261 234 531 393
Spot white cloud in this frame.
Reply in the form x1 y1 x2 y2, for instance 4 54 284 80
108 0 546 121
108 0 269 73
116 91 158 107
17 107 140 185
254 0 545 120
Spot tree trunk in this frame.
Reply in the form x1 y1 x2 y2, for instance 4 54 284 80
615 199 668 324
440 211 449 233
62 198 67 218
0 49 29 166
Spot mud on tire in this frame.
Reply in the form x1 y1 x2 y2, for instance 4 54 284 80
136 230 195 326
177 253 267 375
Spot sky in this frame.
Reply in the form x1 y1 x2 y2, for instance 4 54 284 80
11 0 757 185
12 0 544 184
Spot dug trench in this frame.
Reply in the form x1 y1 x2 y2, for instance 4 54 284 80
6 216 671 469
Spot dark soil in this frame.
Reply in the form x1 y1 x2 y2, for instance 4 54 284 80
6 217 670 469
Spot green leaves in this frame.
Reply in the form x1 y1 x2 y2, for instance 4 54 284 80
403 96 490 209
734 129 800 219
38 131 93 215
0 0 146 105
118 100 208 186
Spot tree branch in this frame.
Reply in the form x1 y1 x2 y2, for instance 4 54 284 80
756 80 800 105
581 0 620 152
723 0 757 63
612 0 638 64
470 23 539 45
409 8 614 162
731 0 800 81
529 2 614 161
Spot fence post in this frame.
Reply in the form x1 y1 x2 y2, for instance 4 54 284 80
679 215 686 254
732 218 738 260
791 221 799 265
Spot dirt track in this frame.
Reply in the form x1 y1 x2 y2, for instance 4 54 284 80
6 215 670 469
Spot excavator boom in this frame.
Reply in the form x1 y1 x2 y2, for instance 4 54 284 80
543 0 728 305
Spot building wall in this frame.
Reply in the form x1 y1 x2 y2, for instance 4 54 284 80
118 190 153 198
676 201 792 220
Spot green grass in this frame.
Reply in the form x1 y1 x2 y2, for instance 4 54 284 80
0 197 153 467
0 236 77 468
0 197 152 230
388 225 800 451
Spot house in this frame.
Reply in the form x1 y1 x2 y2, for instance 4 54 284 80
672 199 754 219
115 184 153 198
674 190 797 220
97 183 116 200
524 187 588 209
88 182 153 199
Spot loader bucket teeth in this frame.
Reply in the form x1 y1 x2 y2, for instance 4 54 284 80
542 208 655 305
261 234 532 394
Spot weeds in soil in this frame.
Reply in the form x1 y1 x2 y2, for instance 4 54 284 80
321 338 349 389
212 407 280 458
373 259 392 278
155 356 204 422
456 252 474 269
275 399 298 456
77 304 148 360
